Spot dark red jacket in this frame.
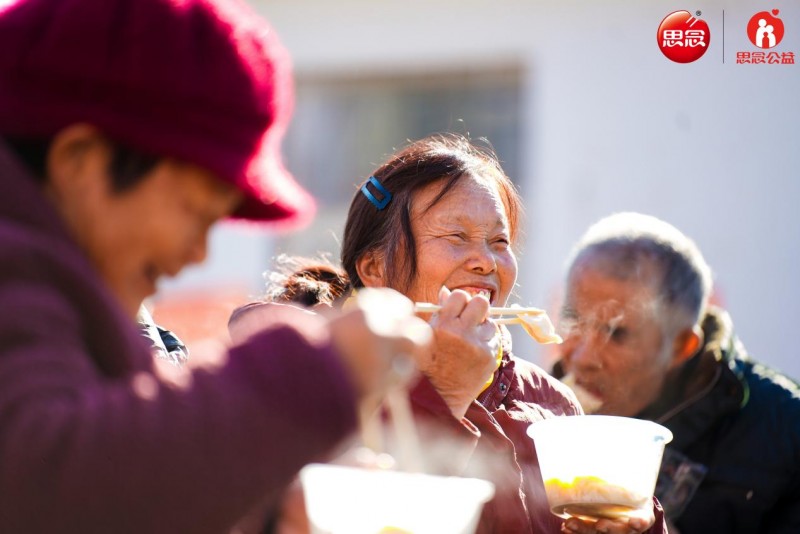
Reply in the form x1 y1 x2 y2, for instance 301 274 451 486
412 352 667 533
0 141 358 533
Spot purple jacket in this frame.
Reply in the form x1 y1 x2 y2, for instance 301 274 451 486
0 142 357 533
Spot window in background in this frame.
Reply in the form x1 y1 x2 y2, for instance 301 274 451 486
279 66 523 258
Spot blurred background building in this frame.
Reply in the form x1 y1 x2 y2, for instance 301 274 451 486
153 0 800 378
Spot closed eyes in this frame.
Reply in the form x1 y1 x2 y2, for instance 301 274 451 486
439 232 468 243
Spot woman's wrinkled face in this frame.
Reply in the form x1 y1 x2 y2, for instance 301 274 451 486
402 174 518 306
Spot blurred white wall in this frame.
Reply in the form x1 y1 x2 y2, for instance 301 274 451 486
156 222 274 297
171 0 800 377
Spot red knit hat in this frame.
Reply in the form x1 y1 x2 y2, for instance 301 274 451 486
0 0 314 227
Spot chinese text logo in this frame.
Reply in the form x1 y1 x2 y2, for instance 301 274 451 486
658 10 710 63
737 9 794 65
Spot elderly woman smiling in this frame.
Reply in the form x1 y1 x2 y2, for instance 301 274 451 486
341 134 666 534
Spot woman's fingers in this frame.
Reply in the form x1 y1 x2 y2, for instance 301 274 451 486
434 288 490 328
436 287 469 320
458 293 490 326
437 285 451 305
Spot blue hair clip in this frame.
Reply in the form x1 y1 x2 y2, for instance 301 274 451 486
361 176 392 210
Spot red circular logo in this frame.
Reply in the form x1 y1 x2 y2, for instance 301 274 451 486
657 11 711 63
747 10 784 49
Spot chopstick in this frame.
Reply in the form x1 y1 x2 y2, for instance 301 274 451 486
384 388 424 473
414 302 545 315
360 387 425 473
359 352 424 473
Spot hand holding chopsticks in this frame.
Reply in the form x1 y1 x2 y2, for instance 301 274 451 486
414 302 563 345
413 303 545 316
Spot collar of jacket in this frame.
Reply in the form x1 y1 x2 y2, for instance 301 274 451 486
477 350 515 410
638 306 750 451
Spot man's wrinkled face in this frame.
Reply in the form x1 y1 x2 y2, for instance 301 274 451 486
47 127 242 319
558 257 680 417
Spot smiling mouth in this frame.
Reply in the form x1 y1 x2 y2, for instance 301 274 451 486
452 286 494 303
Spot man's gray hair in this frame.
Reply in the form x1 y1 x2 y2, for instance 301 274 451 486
567 212 713 329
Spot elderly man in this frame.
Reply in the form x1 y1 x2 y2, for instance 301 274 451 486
0 1 430 532
552 212 800 533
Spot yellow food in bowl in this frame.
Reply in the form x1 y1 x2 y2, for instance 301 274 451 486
544 476 649 520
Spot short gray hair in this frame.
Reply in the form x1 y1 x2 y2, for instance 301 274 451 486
567 213 713 329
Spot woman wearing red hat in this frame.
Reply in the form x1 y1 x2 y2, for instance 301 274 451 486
0 0 431 532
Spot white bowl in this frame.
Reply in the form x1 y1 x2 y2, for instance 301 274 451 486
527 415 672 521
300 463 495 534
